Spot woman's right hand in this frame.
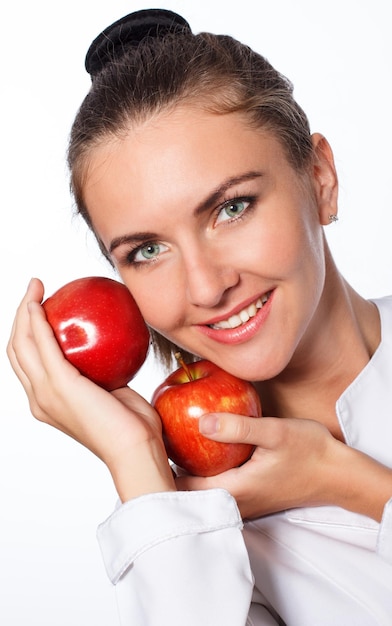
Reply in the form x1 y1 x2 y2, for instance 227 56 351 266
7 278 176 502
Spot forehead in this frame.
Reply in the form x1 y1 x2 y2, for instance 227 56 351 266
86 106 270 179
83 107 295 236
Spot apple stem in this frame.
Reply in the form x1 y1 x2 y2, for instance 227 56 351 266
175 352 193 382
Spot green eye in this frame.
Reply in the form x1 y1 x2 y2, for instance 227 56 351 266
224 200 246 218
130 241 169 265
216 199 249 225
140 243 161 260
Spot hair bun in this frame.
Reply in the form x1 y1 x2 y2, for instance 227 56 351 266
85 8 191 78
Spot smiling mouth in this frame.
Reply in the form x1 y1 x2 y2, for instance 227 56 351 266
208 292 271 330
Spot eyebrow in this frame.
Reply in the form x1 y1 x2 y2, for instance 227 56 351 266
193 170 263 217
109 170 263 254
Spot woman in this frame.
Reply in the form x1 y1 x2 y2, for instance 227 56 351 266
7 8 392 625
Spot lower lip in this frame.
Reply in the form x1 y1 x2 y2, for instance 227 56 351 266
196 291 273 345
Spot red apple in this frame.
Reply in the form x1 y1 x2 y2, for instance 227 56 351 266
43 276 150 391
152 357 262 477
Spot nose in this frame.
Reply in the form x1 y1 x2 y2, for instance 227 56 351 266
183 247 239 308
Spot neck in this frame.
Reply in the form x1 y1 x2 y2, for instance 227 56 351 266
255 253 381 438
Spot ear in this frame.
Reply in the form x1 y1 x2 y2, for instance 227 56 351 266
311 133 339 225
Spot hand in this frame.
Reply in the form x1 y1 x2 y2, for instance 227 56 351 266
175 411 392 521
7 278 176 501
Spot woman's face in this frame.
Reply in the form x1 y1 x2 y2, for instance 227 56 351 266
84 107 335 381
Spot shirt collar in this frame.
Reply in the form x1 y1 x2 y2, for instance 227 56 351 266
336 296 392 465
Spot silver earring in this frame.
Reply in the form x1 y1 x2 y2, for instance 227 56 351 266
328 214 338 223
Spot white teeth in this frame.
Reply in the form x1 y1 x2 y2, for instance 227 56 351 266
228 314 242 328
248 302 257 317
210 293 270 330
239 309 250 323
215 319 231 329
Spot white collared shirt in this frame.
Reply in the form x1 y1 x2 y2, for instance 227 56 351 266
97 296 392 625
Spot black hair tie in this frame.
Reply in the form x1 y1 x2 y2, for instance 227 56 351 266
85 8 191 78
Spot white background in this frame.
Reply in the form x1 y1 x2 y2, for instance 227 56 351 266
1 1 391 623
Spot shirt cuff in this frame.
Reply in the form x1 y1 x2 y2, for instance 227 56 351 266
97 488 243 584
377 496 392 563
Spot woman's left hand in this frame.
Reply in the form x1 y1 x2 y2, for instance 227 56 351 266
175 412 392 521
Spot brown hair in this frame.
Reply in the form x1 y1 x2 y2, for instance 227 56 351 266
68 15 314 369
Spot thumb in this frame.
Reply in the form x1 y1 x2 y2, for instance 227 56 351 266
27 277 45 303
199 412 260 445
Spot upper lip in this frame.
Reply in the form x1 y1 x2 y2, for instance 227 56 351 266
198 290 272 327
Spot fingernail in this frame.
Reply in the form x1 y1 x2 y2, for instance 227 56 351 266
199 414 220 435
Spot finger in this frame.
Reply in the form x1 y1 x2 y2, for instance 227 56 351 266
11 300 63 388
27 300 92 418
199 413 283 448
7 278 45 360
9 289 85 429
112 387 163 433
175 473 219 492
175 461 245 494
7 315 27 381
198 412 263 444
7 279 46 390
26 277 45 302
28 299 69 373
8 276 39 335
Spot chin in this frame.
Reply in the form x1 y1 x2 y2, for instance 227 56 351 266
173 332 292 383
204 351 283 383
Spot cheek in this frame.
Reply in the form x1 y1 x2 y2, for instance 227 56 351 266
241 218 306 278
244 206 326 299
119 269 185 333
